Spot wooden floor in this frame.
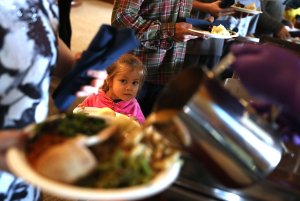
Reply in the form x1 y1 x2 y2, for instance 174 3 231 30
70 0 113 53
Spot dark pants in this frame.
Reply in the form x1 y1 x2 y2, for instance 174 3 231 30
58 0 72 48
183 54 221 70
137 82 164 117
184 54 232 80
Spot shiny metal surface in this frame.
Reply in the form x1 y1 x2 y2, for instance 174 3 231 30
144 153 300 201
152 67 283 188
170 153 300 201
177 76 282 187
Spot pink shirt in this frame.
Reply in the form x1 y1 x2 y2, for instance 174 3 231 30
79 91 145 124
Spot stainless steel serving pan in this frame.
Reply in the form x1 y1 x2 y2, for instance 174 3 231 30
148 65 283 188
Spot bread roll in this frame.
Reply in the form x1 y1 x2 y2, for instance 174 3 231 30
245 3 256 10
35 139 97 183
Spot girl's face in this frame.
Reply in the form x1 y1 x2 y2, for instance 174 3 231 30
107 69 141 101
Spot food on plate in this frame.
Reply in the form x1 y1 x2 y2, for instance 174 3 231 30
244 2 256 10
26 114 108 182
234 1 259 10
34 136 98 183
189 26 238 38
34 125 118 183
25 113 180 188
211 24 231 36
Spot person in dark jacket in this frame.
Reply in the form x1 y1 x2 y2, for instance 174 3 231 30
256 0 291 40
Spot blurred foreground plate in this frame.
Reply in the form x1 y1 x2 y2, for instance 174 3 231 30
7 142 181 201
188 28 239 39
231 5 263 15
6 114 182 201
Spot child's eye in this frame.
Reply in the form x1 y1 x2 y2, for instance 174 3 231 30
120 79 127 84
132 81 139 86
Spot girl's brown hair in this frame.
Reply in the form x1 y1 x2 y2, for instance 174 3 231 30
101 53 146 92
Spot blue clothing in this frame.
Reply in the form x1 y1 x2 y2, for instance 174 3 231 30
284 0 300 9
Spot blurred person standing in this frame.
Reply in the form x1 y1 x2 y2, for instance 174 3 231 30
184 0 260 76
184 0 235 69
284 0 300 28
0 0 100 200
57 0 81 48
111 0 205 116
284 0 300 9
58 0 72 48
0 0 61 200
256 0 291 40
219 0 261 37
220 0 262 74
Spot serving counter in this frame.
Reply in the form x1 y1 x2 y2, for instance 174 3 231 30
143 150 300 201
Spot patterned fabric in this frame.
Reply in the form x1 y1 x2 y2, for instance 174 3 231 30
111 0 193 85
0 0 58 200
0 0 58 129
79 90 145 124
0 173 41 201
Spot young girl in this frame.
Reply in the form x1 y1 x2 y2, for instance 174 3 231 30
77 53 146 124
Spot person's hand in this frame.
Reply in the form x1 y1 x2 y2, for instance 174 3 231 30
73 51 107 97
208 1 235 17
282 19 294 29
74 51 82 60
276 26 291 40
76 70 108 97
230 43 300 114
0 130 27 172
174 22 206 42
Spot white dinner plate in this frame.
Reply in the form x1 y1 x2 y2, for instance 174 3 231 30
73 106 130 119
285 26 300 32
6 114 182 201
189 28 239 39
231 5 263 15
7 148 181 201
73 106 118 118
73 106 141 126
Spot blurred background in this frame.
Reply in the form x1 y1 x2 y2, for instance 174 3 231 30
70 0 113 53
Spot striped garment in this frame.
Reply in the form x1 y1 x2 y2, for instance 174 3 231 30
0 172 41 201
111 0 193 85
0 0 58 200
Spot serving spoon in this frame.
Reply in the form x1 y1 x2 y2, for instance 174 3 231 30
34 125 118 184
